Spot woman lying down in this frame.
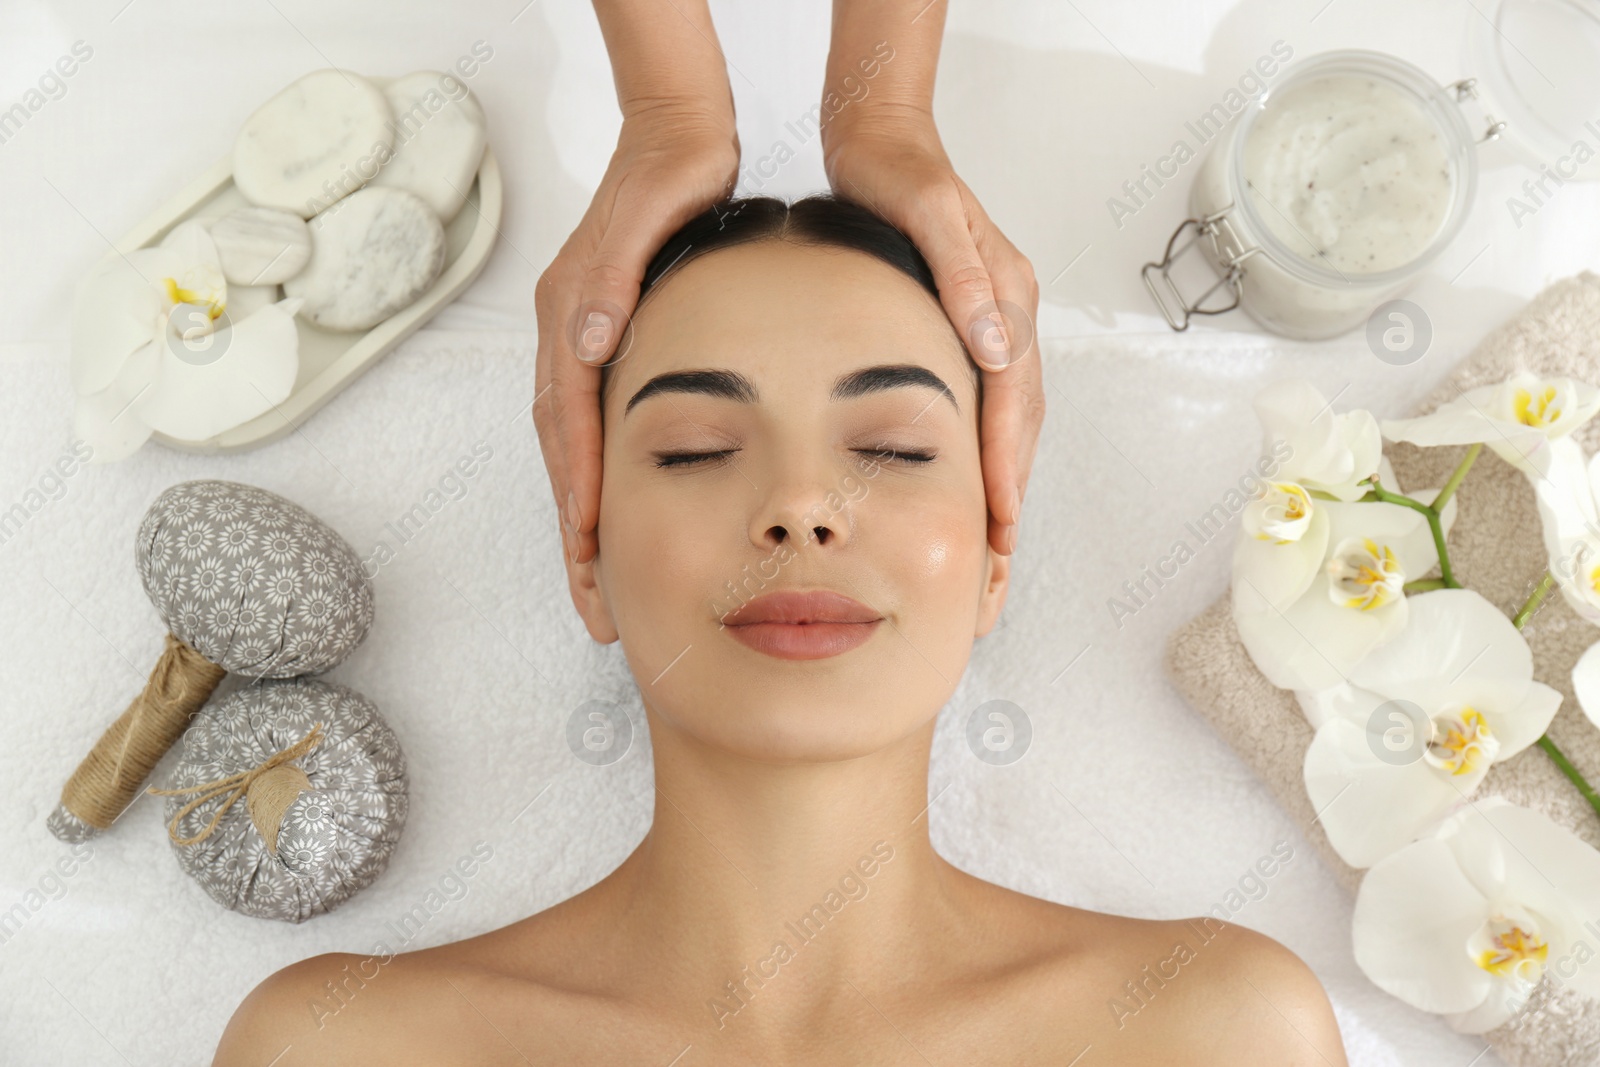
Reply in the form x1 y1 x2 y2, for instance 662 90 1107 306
214 194 1347 1066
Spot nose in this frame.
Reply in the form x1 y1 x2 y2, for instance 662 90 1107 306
748 455 865 552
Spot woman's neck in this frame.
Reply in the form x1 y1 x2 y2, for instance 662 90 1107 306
568 709 982 1036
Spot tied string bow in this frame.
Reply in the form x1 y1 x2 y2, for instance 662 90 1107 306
147 722 326 846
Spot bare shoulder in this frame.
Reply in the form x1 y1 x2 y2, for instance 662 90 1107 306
211 948 500 1067
940 872 1343 1064
212 952 369 1066
1063 909 1349 1066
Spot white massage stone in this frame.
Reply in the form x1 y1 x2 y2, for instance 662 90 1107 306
285 187 446 332
369 71 488 223
233 69 394 218
208 207 311 286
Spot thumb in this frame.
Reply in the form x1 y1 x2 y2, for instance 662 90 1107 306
904 193 1013 371
571 195 713 367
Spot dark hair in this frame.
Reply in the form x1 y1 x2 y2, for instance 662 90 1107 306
599 193 978 408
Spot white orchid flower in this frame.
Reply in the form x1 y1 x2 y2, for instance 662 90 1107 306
1294 589 1561 868
1254 378 1383 501
1528 435 1600 626
1354 796 1600 1033
1381 373 1600 481
1240 480 1314 544
70 219 303 461
1232 458 1457 692
1569 642 1600 732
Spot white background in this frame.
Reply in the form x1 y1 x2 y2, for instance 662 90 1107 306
1 0 1597 1064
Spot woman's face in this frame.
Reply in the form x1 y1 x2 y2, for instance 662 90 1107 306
567 238 1009 762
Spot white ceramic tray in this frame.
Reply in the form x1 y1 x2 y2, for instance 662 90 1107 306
103 80 502 454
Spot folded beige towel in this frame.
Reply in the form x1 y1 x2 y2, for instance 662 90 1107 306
1165 272 1600 1067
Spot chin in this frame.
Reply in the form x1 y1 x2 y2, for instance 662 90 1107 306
617 623 974 760
651 672 937 763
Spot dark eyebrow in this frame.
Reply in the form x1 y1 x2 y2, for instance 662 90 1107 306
623 363 958 418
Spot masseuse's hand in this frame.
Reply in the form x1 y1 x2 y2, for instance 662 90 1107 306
819 0 1043 558
822 109 1044 557
535 2 740 565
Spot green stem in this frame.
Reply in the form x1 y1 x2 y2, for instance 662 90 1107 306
1403 578 1449 593
1431 442 1483 514
1513 571 1556 629
1536 736 1600 822
1364 482 1460 588
1509 572 1600 822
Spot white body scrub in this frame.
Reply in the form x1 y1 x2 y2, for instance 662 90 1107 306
1242 74 1453 275
1170 51 1478 339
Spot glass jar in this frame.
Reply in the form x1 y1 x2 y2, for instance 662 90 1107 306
1143 50 1500 340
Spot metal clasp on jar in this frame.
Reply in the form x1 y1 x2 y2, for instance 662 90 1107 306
1141 205 1263 332
1446 77 1507 144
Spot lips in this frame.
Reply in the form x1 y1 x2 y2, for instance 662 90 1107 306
723 590 881 625
722 589 884 661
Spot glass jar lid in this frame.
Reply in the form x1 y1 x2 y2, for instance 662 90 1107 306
1465 0 1600 180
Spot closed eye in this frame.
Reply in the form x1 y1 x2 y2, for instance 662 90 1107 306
653 449 738 469
859 447 936 464
652 447 937 470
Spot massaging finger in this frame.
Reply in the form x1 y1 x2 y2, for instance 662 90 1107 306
948 186 1044 511
560 392 605 564
533 244 601 561
974 230 1045 549
560 215 637 559
568 146 689 368
570 159 731 370
900 177 1042 553
551 254 605 561
896 173 1010 374
978 339 1044 557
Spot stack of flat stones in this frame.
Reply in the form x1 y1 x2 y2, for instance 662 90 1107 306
207 67 489 332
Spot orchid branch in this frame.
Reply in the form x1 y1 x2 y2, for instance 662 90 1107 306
1346 442 1482 590
1430 442 1482 513
1402 578 1449 593
1354 450 1600 822
1535 737 1600 819
1513 572 1556 629
1360 480 1460 589
1507 570 1600 820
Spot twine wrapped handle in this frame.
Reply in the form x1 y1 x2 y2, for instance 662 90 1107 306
52 632 227 838
147 722 326 853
